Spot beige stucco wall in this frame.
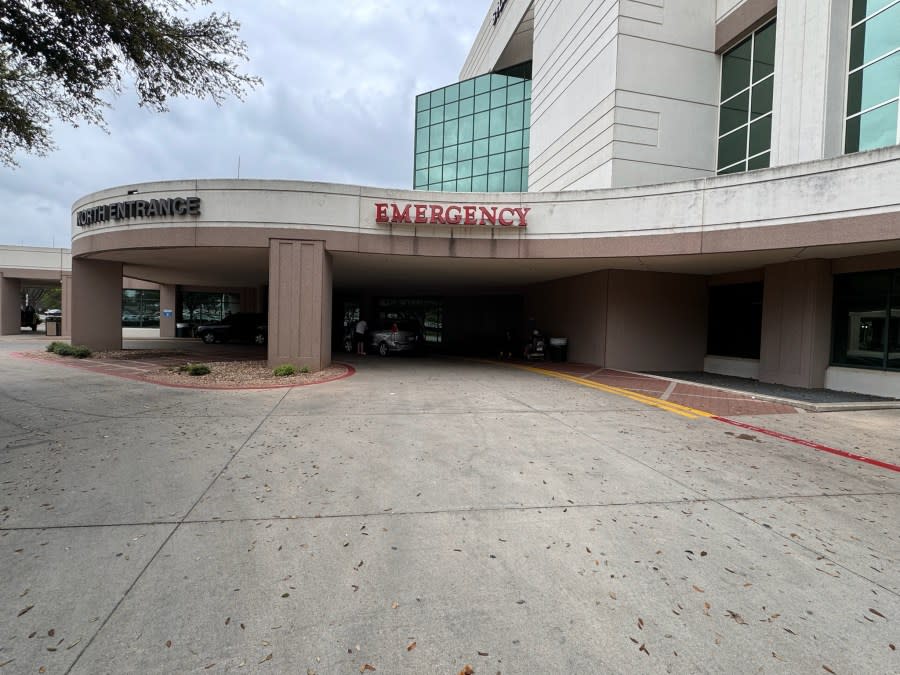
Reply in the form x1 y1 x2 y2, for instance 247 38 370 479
605 270 708 372
526 271 609 365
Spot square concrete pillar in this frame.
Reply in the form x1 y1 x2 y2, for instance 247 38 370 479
268 239 332 371
159 284 177 338
0 275 21 335
759 260 833 388
71 259 123 351
61 272 72 337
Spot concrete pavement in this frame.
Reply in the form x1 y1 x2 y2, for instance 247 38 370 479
1 336 898 673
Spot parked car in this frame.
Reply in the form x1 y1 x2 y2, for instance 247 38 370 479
196 313 267 345
367 319 422 356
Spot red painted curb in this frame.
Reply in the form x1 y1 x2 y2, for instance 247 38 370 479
713 416 900 474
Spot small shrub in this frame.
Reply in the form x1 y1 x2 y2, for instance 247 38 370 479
180 363 210 376
47 342 91 358
299 366 310 374
273 364 296 377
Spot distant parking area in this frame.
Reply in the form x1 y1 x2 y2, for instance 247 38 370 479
1 338 899 673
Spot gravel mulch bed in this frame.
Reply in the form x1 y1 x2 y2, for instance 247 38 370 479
148 360 351 388
22 349 353 389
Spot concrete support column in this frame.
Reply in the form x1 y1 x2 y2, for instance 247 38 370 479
61 272 72 337
267 239 332 371
159 284 177 338
71 259 123 351
759 260 833 388
0 275 20 335
770 0 851 165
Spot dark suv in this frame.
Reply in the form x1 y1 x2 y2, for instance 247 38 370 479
196 313 267 345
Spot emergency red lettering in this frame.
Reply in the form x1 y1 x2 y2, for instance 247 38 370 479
430 205 446 224
463 206 477 225
414 204 428 223
375 203 389 222
498 208 515 226
513 207 531 227
446 205 462 224
391 204 412 223
479 206 497 226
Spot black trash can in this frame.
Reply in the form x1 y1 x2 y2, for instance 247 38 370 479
549 337 568 362
175 322 192 338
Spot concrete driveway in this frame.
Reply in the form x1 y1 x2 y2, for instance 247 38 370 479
1 338 898 674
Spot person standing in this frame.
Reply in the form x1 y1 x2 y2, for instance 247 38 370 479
354 318 368 355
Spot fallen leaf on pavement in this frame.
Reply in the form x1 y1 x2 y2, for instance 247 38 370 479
407 641 416 651
360 665 376 673
17 605 34 617
259 653 273 664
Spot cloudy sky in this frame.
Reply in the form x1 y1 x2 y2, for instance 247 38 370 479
0 0 489 248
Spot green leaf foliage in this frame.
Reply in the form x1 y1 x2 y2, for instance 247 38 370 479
0 0 261 165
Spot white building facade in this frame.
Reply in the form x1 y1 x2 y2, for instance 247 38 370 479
33 0 899 397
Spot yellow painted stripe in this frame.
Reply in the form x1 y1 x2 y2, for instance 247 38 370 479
506 362 716 420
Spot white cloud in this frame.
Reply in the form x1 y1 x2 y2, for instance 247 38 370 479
0 0 489 246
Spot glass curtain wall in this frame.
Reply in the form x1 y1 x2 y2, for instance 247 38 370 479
414 70 531 193
832 269 900 371
121 289 160 327
846 0 900 153
717 21 776 175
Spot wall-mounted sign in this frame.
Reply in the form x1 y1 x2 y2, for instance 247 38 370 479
492 0 509 25
375 202 530 227
76 197 201 227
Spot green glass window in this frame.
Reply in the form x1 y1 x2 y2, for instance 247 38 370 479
442 145 458 165
717 21 775 175
845 0 900 154
416 128 429 152
458 115 474 143
474 111 490 140
489 107 506 135
413 65 532 193
832 268 900 371
429 124 443 149
443 119 458 145
504 169 522 191
507 81 525 103
444 101 459 121
506 102 524 131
